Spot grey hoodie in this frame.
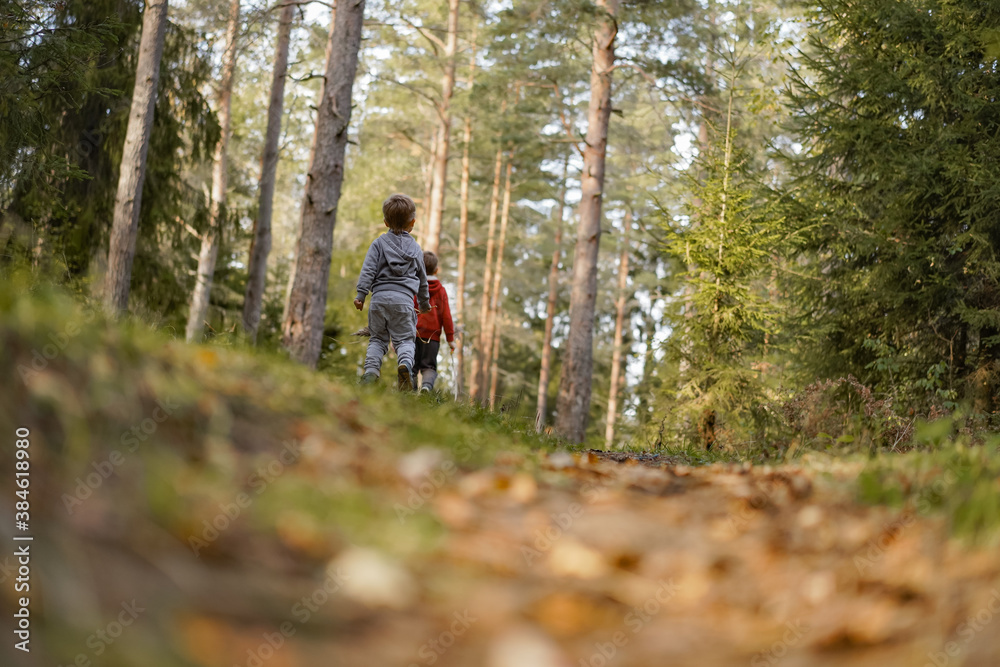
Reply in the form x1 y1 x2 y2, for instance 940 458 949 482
356 231 430 309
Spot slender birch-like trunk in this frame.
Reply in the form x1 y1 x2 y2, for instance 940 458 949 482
535 157 569 432
604 210 631 448
104 0 169 314
486 153 514 407
469 146 503 401
701 75 736 450
555 0 619 443
243 0 295 343
454 24 478 399
417 127 438 243
186 0 240 342
282 0 364 366
488 311 502 409
424 0 461 254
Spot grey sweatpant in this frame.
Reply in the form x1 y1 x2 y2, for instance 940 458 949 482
364 291 417 375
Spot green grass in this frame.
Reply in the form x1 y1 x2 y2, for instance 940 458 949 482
0 278 561 569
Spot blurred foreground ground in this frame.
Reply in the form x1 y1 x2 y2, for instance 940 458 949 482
1 287 999 667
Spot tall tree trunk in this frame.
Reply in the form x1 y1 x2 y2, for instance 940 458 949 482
555 0 619 443
454 24 478 399
243 0 295 343
469 146 504 401
417 126 438 243
486 152 514 408
488 312 502 409
103 0 169 314
535 156 569 433
424 0 461 255
636 307 657 425
281 0 364 366
604 210 631 448
186 0 240 343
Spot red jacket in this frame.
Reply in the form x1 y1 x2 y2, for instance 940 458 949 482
414 278 454 343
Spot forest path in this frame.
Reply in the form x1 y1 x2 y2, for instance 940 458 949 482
5 291 998 667
164 448 1000 667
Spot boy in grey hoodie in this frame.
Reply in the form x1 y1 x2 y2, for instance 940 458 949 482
354 194 431 389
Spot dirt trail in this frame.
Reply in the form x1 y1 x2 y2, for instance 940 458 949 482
77 449 998 667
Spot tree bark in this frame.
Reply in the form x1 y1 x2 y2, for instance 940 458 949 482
454 24 478 399
535 156 569 433
604 210 631 448
243 0 295 343
486 152 514 408
488 309 502 409
186 0 240 343
424 0 461 255
555 0 619 443
103 0 169 314
417 126 438 242
281 0 364 366
469 146 504 401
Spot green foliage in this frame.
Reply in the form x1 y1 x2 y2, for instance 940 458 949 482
857 415 1000 543
784 0 1000 410
660 86 787 446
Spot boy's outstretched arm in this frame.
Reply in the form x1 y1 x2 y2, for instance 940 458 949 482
355 240 380 309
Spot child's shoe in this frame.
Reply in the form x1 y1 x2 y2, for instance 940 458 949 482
397 364 414 391
419 384 432 394
359 372 379 385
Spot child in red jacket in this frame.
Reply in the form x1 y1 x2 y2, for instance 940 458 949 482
412 251 455 392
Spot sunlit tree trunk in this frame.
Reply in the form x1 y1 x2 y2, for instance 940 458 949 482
555 0 619 443
243 0 295 343
424 0 461 254
416 127 438 242
604 210 631 448
488 311 502 409
636 307 657 425
469 146 504 401
282 0 364 366
454 25 477 399
535 156 569 432
104 0 169 314
486 153 514 408
186 0 240 342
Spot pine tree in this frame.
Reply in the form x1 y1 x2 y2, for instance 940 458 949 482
556 0 619 443
243 0 296 343
663 62 784 448
186 0 240 341
282 1 365 366
786 0 1000 411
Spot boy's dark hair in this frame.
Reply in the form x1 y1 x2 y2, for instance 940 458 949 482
383 194 416 231
423 250 438 275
